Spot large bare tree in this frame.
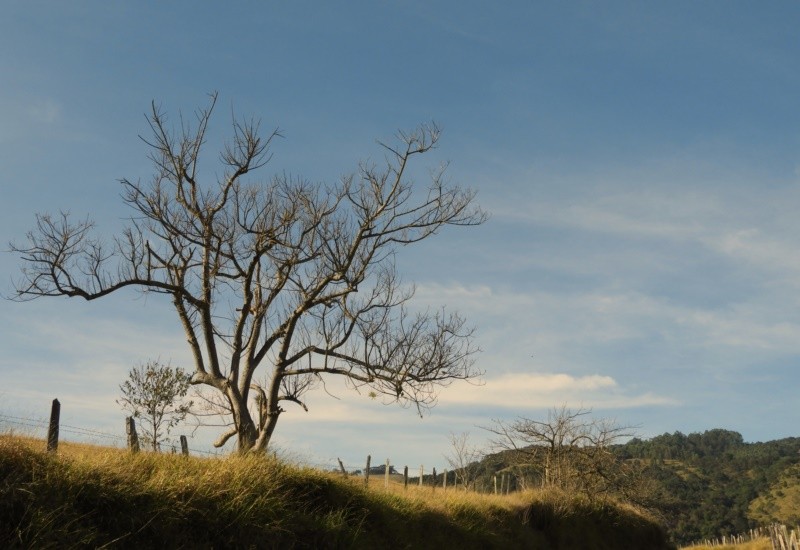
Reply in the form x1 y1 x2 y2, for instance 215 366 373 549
10 93 487 452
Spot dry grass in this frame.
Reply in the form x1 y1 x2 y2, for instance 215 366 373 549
1 434 674 549
680 539 772 550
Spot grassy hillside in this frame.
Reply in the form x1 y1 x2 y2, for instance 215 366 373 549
0 435 672 549
460 429 800 547
614 430 800 545
749 463 800 526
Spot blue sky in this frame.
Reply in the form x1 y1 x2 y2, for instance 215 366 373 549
3 2 800 470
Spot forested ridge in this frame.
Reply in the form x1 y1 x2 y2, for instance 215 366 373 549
615 429 800 544
470 428 800 546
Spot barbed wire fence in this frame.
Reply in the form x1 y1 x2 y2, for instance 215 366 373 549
0 412 127 444
0 408 466 493
0 401 497 494
0 406 435 471
0 409 226 458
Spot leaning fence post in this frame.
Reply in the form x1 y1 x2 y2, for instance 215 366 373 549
46 398 60 453
126 416 140 453
338 458 348 477
179 435 189 456
364 454 371 487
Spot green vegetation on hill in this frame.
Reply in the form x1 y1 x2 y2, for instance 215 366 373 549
462 428 800 547
749 463 800 526
615 429 800 545
0 435 672 549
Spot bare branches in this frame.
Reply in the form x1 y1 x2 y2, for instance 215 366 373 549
484 405 638 499
356 124 487 247
444 431 483 491
8 211 179 301
284 307 481 414
10 212 96 299
10 94 486 453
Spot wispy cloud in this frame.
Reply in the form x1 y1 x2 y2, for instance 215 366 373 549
414 278 800 379
439 372 678 410
706 228 800 280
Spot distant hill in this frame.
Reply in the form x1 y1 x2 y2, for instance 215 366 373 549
465 428 800 546
616 429 800 544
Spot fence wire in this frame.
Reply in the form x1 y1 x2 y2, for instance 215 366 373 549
0 412 224 457
0 413 436 467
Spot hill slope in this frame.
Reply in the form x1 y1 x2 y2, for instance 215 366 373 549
462 428 800 546
616 429 800 544
749 463 800 526
0 436 672 549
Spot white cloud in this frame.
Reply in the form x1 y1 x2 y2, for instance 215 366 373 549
706 228 800 279
500 193 710 242
439 372 678 410
678 307 800 352
413 279 800 383
415 282 670 344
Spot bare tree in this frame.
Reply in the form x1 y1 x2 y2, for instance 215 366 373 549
443 431 483 491
484 405 637 499
117 360 193 452
10 93 487 453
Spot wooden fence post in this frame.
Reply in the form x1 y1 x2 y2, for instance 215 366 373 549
338 458 348 477
385 459 390 489
126 416 140 453
493 474 498 494
364 455 371 487
419 465 424 487
443 469 447 490
432 467 437 492
403 466 408 489
180 435 189 456
46 398 60 453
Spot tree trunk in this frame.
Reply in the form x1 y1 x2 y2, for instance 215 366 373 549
227 386 259 452
255 411 281 451
237 423 258 452
249 370 283 452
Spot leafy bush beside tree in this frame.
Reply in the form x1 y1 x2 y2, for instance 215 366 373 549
117 360 193 451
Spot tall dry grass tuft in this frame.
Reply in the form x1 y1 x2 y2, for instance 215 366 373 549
680 540 772 550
